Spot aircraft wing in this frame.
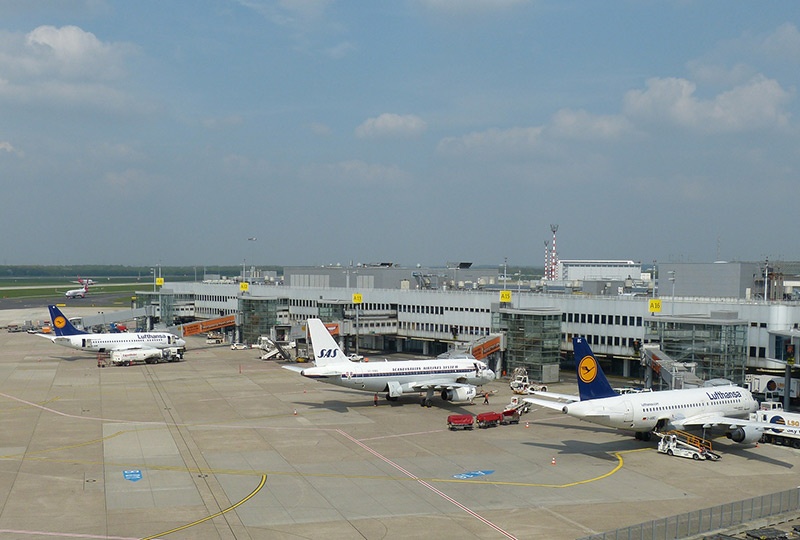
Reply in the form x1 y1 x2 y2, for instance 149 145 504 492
282 365 305 373
408 380 474 391
527 390 579 402
673 413 781 432
521 396 571 411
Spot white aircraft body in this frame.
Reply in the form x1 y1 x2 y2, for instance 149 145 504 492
65 282 89 298
284 318 495 406
524 336 778 445
37 305 186 354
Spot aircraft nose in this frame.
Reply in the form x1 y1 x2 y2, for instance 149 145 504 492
176 338 186 347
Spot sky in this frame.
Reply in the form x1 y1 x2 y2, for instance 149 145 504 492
1 1 799 268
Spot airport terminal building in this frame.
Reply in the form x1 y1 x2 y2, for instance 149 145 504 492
135 261 800 388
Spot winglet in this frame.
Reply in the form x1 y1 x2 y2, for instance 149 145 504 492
573 336 617 400
307 318 353 367
48 305 87 337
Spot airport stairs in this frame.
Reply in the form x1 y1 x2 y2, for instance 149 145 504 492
655 429 720 461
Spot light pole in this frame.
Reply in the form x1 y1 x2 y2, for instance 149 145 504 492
668 270 676 314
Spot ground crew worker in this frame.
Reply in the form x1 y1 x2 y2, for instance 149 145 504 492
374 393 378 406
483 392 489 404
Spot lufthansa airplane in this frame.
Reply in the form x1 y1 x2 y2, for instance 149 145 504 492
523 336 776 445
37 305 185 355
284 318 495 407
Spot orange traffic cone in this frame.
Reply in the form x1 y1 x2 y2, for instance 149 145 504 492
551 456 556 466
525 421 529 428
293 409 297 416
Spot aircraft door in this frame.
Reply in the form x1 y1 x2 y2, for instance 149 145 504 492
623 401 633 423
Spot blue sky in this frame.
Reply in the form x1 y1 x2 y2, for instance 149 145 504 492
1 1 799 268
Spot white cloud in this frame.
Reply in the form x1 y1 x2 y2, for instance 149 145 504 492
760 22 800 62
0 141 23 157
436 126 543 156
0 25 137 109
102 168 158 193
325 41 356 59
417 0 529 13
622 76 791 133
310 122 332 136
299 160 412 187
24 25 132 80
549 109 632 140
355 113 427 139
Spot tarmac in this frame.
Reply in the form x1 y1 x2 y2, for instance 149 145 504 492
0 306 798 540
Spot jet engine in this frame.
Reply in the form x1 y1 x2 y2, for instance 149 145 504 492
727 425 762 444
441 387 477 402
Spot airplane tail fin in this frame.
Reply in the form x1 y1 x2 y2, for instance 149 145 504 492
307 318 353 367
48 305 87 337
573 336 617 400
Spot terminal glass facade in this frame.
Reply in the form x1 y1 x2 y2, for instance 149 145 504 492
240 297 280 345
493 308 561 382
645 319 748 384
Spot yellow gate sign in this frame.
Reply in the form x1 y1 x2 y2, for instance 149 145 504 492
648 299 662 313
500 290 512 303
156 277 164 287
239 281 249 292
352 293 363 304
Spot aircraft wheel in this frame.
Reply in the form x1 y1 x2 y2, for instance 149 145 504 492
424 399 432 408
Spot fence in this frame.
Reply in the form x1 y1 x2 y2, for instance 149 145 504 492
577 488 800 540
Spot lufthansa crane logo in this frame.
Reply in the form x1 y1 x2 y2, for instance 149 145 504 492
578 355 597 384
54 316 67 329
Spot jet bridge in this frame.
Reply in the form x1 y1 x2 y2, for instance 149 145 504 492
641 344 704 390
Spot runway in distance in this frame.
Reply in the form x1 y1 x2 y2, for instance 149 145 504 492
523 336 777 445
36 304 186 354
284 318 495 407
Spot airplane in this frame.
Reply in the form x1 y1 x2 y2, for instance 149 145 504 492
65 281 89 299
36 305 186 355
76 276 95 286
522 336 778 446
283 318 495 407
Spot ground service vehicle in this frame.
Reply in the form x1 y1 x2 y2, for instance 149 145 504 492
751 401 800 448
509 367 547 394
447 414 474 430
501 408 521 425
101 346 184 367
656 431 719 461
476 411 502 428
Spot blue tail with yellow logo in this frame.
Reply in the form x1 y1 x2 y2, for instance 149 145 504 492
573 336 617 400
48 305 87 337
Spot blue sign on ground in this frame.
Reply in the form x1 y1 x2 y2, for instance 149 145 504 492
453 470 494 480
123 470 142 482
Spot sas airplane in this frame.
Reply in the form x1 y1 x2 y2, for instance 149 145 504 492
523 336 777 445
284 318 495 407
37 305 185 354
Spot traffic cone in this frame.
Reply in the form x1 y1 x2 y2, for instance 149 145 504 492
293 409 297 416
525 421 529 428
551 456 556 466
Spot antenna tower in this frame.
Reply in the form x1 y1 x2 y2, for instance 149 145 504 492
543 241 550 280
550 224 559 280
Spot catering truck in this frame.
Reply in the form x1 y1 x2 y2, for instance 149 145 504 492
751 401 800 449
